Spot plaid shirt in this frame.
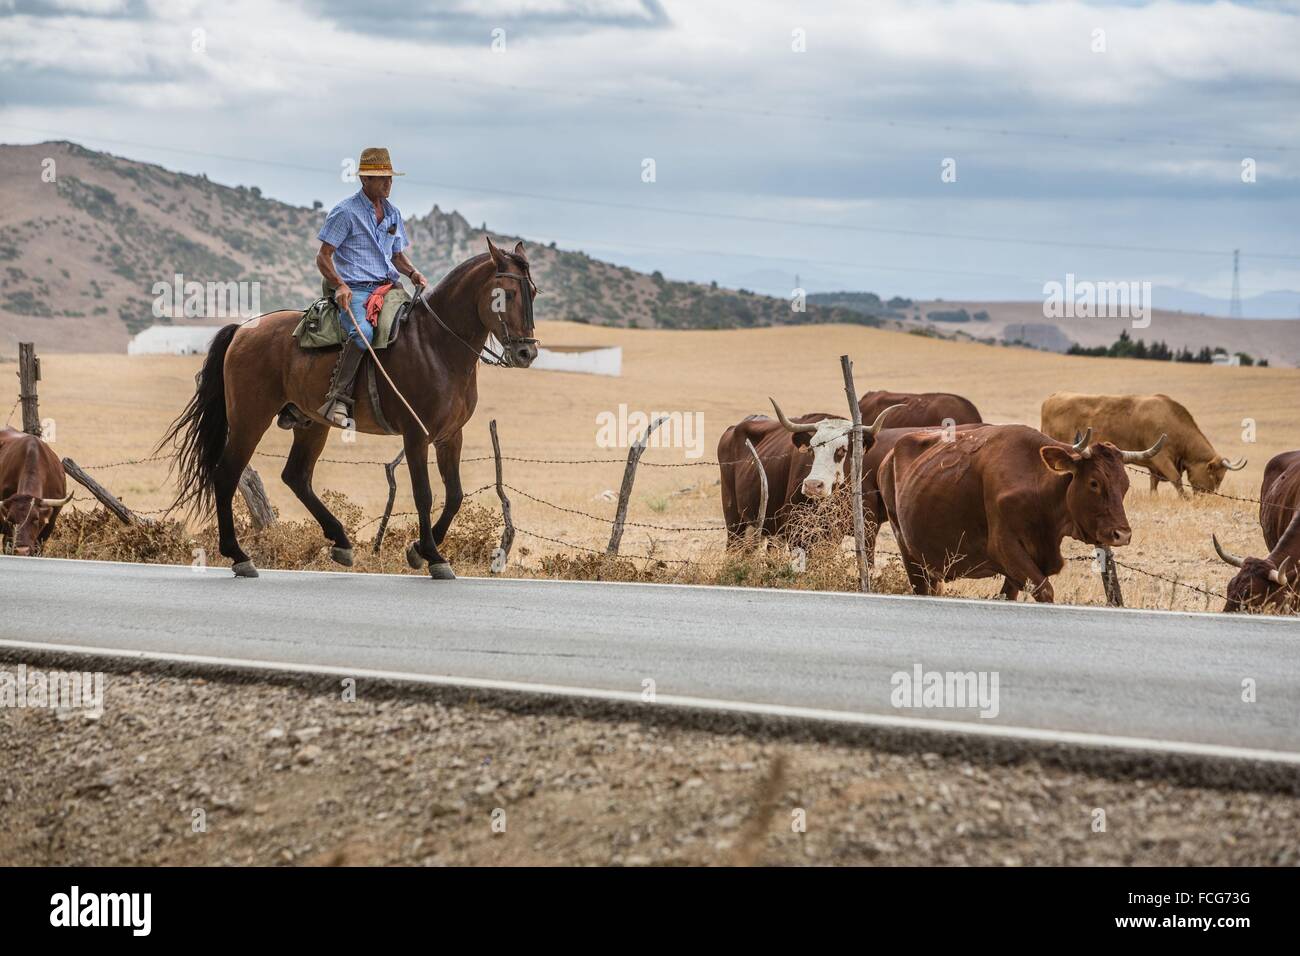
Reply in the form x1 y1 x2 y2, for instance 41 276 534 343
317 188 410 285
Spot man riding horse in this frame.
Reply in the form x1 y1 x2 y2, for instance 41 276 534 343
313 146 428 427
159 145 540 580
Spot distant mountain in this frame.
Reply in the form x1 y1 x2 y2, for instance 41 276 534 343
904 300 1300 367
0 141 890 354
1148 286 1300 320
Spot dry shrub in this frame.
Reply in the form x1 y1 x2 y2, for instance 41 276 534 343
537 552 655 582
44 493 503 577
871 556 914 595
44 508 194 565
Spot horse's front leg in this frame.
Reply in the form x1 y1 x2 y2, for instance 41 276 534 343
403 432 455 580
431 431 464 547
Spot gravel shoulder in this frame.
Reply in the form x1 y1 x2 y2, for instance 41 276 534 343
1 659 1296 866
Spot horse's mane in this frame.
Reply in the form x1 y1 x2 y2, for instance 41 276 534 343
432 250 530 294
433 253 489 294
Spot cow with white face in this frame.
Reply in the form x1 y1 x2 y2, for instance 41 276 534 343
718 397 903 547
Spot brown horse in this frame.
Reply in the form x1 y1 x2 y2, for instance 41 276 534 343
158 237 539 578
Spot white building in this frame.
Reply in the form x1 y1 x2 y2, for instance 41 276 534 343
130 325 624 377
484 341 622 376
128 325 225 356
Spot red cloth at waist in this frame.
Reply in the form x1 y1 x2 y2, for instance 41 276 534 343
364 282 394 327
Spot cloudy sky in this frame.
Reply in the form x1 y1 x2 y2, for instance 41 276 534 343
2 0 1298 309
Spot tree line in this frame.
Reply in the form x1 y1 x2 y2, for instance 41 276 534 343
1067 330 1266 366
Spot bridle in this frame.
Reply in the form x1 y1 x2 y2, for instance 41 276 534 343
487 268 540 366
418 266 540 368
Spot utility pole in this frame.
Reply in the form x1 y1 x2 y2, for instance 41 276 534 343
1229 249 1242 319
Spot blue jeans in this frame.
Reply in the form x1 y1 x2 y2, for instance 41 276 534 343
340 281 382 348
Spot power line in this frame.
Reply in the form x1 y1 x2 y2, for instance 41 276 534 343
26 21 1300 155
6 123 1300 265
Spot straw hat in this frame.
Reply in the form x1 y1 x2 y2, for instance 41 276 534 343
357 147 404 177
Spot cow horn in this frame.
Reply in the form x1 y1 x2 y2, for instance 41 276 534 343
1222 457 1247 471
39 491 74 507
1212 534 1246 569
857 403 907 436
1120 433 1167 463
1268 556 1294 586
769 398 816 434
1071 427 1093 454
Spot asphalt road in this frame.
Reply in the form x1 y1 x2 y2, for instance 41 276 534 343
2 555 1297 759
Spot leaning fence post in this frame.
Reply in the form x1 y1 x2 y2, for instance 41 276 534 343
490 419 514 572
61 457 138 525
372 449 406 553
237 466 276 530
606 415 668 556
744 438 767 548
840 354 870 593
18 342 41 437
1097 546 1124 607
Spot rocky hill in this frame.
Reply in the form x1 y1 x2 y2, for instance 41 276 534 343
0 141 890 355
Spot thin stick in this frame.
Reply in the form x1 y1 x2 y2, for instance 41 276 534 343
339 292 429 438
607 415 668 556
490 419 514 569
237 466 276 530
840 354 870 593
1098 546 1124 607
372 449 406 553
62 458 136 525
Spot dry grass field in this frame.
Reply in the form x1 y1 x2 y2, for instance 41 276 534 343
12 319 1298 614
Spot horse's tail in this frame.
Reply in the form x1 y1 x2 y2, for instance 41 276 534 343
156 324 238 518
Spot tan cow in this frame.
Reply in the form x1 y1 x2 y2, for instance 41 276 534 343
1040 392 1244 494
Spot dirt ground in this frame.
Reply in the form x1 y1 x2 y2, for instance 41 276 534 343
14 319 1298 613
1 663 1296 867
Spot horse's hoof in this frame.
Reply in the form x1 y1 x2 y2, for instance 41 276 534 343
405 541 426 570
232 560 259 578
330 546 354 567
428 562 456 580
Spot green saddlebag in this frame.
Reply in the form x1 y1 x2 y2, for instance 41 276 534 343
292 282 410 351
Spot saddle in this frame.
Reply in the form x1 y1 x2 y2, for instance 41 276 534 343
291 279 413 351
278 281 415 434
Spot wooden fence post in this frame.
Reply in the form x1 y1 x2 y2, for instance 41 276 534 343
1097 547 1124 607
840 354 870 593
490 419 514 571
18 342 41 437
237 466 276 530
372 449 406 553
606 415 668 556
744 438 767 548
61 458 138 525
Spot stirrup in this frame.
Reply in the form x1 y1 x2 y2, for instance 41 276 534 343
323 400 350 427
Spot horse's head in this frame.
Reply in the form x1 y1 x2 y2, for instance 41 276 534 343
478 237 540 368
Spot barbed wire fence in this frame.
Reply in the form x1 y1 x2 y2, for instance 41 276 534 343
51 419 1269 611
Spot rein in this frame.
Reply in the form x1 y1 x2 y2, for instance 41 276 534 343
417 269 539 369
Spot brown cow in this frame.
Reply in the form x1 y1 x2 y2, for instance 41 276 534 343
859 390 982 429
718 399 901 547
1041 392 1244 494
1212 450 1300 612
0 427 72 556
862 424 992 566
878 424 1165 601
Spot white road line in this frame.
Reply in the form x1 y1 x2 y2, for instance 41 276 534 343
3 636 1298 767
